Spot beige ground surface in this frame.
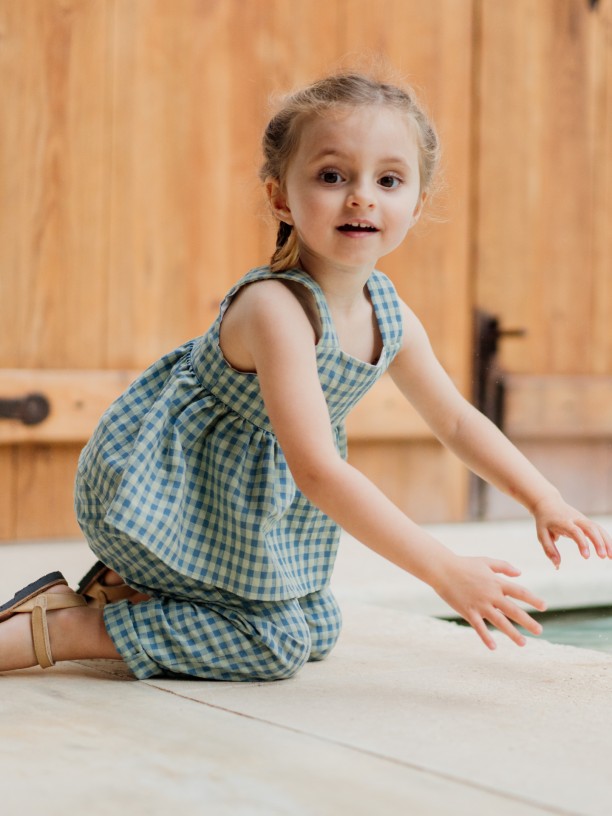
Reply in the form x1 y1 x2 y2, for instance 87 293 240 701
1 519 612 816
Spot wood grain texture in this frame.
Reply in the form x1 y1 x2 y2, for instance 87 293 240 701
0 0 111 370
0 449 16 539
0 0 477 537
13 445 82 540
591 0 612 374
0 369 139 444
504 374 612 439
483 440 612 520
0 368 436 445
476 0 612 376
348 441 469 523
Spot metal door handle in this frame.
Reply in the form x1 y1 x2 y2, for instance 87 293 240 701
0 393 50 425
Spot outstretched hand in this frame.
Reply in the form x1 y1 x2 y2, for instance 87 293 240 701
433 554 546 651
532 494 612 568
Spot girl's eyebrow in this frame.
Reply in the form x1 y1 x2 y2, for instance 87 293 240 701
308 149 411 168
308 149 347 163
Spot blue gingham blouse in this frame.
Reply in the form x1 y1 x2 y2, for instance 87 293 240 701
77 266 404 600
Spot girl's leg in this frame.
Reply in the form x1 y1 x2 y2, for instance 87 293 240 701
0 580 341 678
103 592 313 681
0 584 122 672
298 587 343 661
72 479 312 681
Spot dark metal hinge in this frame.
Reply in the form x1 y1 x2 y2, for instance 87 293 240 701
0 393 50 425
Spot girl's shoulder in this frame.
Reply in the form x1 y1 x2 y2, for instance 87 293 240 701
222 267 323 341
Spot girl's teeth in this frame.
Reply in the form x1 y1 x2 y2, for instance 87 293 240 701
339 223 376 231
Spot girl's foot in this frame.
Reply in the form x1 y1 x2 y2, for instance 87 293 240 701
77 562 150 607
0 577 121 672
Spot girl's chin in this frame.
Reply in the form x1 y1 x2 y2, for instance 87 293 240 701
295 242 388 276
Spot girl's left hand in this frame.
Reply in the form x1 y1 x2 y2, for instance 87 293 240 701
533 494 612 567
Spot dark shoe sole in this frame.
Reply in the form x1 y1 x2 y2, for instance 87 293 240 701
0 572 67 620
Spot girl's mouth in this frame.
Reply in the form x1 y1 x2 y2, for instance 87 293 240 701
337 222 379 234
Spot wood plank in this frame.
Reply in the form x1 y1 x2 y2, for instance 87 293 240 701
0 369 434 445
345 375 433 441
504 374 612 439
14 444 82 540
591 0 612 374
107 0 241 369
0 0 111 370
0 369 138 445
349 441 468 523
0 0 478 535
476 0 605 375
0 449 16 539
482 440 612 520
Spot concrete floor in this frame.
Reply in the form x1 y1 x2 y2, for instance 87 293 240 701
1 518 612 816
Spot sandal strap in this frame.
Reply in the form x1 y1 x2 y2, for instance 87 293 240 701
31 596 53 669
16 592 88 669
85 582 138 607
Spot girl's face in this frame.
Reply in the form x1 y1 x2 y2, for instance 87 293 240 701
268 105 426 278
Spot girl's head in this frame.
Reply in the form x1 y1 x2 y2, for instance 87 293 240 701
260 72 441 273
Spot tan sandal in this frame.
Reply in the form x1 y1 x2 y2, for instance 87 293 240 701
77 561 140 608
0 572 87 669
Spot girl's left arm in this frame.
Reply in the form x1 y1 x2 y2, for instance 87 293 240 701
389 302 612 567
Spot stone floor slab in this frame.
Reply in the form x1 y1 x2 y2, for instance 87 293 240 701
148 603 612 816
2 534 612 815
0 660 549 816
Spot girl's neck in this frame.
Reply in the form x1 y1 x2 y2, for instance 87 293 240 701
297 252 375 311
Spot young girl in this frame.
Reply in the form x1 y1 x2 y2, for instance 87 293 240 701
1 73 610 678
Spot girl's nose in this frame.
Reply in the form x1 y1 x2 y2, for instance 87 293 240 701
347 183 376 209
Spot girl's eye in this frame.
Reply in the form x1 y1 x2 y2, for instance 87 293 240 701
319 170 343 184
379 175 402 189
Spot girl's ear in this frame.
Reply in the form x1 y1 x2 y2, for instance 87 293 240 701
265 178 294 225
411 191 428 225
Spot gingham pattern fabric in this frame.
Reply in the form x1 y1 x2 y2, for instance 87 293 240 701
76 476 342 679
77 266 403 602
104 588 342 680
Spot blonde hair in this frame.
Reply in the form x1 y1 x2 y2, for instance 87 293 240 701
260 72 441 273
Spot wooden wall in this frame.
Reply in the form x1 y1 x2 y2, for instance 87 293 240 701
0 0 611 540
474 0 612 517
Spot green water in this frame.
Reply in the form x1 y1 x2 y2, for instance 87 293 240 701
529 607 612 654
448 607 612 654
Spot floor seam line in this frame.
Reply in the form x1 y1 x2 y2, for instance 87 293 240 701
141 680 582 816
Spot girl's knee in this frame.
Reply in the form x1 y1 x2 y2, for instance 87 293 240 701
308 622 342 661
308 606 343 662
266 626 311 679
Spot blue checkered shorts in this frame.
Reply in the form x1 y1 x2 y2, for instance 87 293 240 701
76 478 342 681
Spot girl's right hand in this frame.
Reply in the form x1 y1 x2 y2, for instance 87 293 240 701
432 554 547 650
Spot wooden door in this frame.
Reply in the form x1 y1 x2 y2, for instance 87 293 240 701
0 0 474 540
474 0 612 517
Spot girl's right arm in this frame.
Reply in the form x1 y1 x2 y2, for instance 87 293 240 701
223 280 546 649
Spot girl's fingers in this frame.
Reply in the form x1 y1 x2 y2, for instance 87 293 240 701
575 519 611 559
500 580 547 612
497 598 543 636
484 607 526 647
538 528 561 568
467 613 497 651
599 523 612 558
486 559 521 577
568 522 595 559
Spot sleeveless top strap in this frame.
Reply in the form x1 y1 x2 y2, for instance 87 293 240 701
217 266 336 347
217 265 403 360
